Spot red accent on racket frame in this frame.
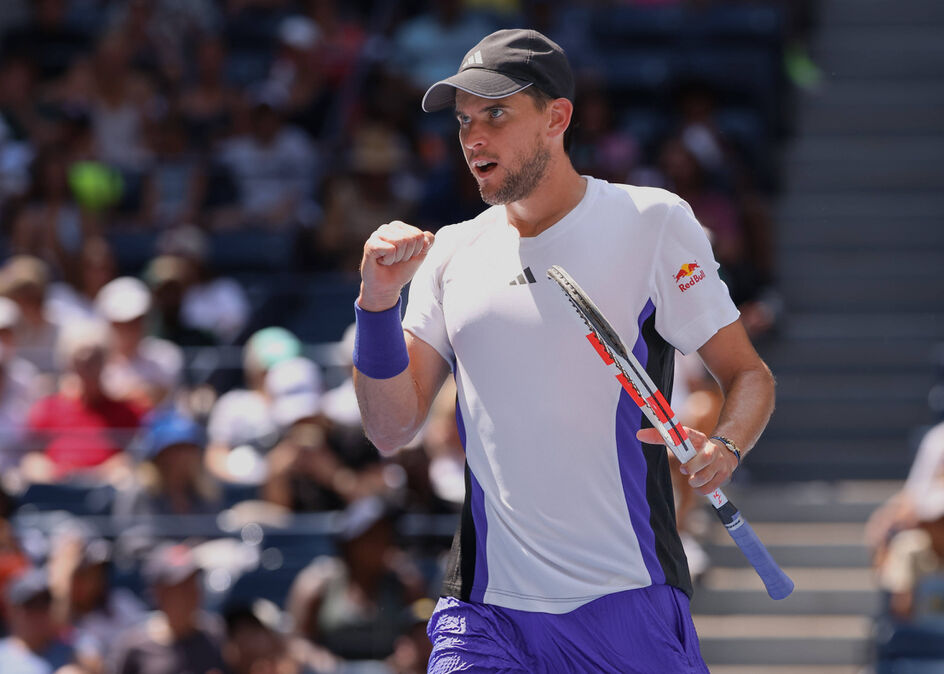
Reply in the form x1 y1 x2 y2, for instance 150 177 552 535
653 391 674 416
586 333 614 365
646 397 669 423
668 426 685 447
616 374 646 407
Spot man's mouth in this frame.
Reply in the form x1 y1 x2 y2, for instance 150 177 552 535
472 159 498 177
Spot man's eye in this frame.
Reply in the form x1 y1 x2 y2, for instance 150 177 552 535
457 115 470 126
489 108 504 119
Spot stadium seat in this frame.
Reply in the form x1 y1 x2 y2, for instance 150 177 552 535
687 4 786 45
208 229 297 272
588 6 685 46
17 482 116 517
106 229 159 274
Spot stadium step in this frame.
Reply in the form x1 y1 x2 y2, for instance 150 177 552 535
800 83 944 136
778 278 944 314
743 438 916 482
777 193 944 227
783 137 944 193
701 0 942 663
691 482 886 668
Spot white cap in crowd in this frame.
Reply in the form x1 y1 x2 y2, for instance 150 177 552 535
0 297 21 331
95 277 152 323
266 357 323 428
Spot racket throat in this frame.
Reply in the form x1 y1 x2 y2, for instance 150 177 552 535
712 500 744 530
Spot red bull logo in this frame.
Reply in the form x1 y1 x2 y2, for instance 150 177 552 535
673 262 705 292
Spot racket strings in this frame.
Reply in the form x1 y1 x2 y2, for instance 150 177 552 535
548 266 691 454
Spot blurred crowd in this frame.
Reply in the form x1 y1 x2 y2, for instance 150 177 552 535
0 0 811 672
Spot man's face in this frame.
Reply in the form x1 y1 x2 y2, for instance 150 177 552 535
455 90 552 206
154 572 201 625
9 592 56 646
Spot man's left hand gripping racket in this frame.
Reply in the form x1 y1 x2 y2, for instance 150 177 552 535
546 265 794 600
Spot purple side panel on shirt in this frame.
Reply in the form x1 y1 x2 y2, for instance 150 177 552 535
468 471 490 602
456 400 489 603
614 299 665 585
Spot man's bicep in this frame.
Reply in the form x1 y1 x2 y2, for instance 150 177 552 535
405 329 451 417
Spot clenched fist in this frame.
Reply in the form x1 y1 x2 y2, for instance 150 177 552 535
358 221 435 312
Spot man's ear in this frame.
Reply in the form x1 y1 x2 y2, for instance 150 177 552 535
547 98 574 140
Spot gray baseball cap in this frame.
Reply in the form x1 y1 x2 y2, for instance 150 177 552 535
422 29 574 113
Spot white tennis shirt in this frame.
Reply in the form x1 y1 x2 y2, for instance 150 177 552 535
403 177 739 613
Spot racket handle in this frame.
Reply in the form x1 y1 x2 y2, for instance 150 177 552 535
713 504 795 600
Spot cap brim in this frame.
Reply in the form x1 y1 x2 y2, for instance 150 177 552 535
422 69 533 112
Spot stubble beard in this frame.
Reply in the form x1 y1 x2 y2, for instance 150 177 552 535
478 137 551 206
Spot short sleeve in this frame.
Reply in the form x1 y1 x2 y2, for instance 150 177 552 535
652 200 740 355
402 235 455 367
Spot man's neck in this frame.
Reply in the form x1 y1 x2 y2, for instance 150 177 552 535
505 160 587 238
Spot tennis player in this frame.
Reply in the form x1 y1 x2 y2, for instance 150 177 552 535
353 29 775 673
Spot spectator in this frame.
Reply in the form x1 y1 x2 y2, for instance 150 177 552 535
205 327 301 483
138 114 208 230
867 421 944 620
95 277 183 410
319 322 359 431
107 0 220 87
264 15 332 138
0 55 39 207
287 497 426 662
222 600 315 674
46 237 118 327
655 135 743 269
0 500 31 632
0 568 76 674
179 38 239 153
156 225 250 344
113 410 222 519
1 0 92 82
23 320 140 483
385 598 436 674
263 356 379 511
317 122 418 272
143 256 217 347
390 0 496 93
0 255 60 374
420 379 464 511
105 543 226 674
88 31 156 174
11 148 95 287
413 120 486 230
304 0 366 90
569 86 639 183
47 529 146 674
0 297 41 471
214 95 320 230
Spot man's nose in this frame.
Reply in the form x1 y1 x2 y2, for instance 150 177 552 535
461 122 487 152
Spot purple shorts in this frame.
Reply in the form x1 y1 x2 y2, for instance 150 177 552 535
427 584 709 673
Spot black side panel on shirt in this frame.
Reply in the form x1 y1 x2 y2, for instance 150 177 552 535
640 309 694 598
441 462 476 600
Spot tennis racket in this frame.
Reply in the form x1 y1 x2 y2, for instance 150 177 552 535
546 265 794 600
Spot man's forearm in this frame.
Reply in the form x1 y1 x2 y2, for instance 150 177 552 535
711 363 776 458
354 366 427 454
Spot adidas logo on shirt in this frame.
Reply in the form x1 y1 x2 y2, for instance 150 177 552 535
509 267 537 286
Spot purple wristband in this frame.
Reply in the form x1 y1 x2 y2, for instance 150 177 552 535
353 298 409 379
